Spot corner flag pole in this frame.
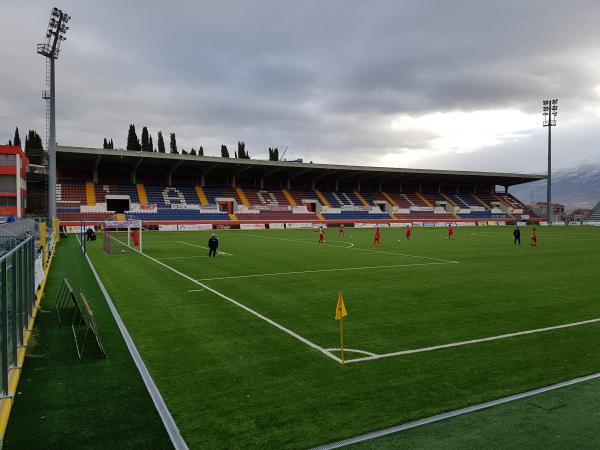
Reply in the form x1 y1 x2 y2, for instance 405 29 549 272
340 314 345 364
335 290 348 365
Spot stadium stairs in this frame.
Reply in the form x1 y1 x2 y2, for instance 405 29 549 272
584 202 600 222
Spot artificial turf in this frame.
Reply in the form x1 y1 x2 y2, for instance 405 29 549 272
351 374 600 449
3 237 173 450
77 225 600 448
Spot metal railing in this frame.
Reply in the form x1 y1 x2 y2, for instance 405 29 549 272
0 236 35 397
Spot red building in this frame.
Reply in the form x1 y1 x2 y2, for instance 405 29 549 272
0 145 28 217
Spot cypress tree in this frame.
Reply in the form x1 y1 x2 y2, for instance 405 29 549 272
149 135 154 152
24 130 44 164
14 128 21 148
8 140 12 146
110 139 114 149
169 133 178 154
237 141 250 159
103 138 108 149
221 145 229 158
141 126 151 152
126 124 141 151
199 146 204 156
190 148 197 156
181 149 188 155
157 131 166 153
268 147 279 161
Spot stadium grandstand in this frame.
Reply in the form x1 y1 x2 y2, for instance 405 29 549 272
584 201 600 223
54 146 544 227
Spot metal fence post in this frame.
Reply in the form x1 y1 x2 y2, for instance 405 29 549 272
12 252 22 350
1 260 7 396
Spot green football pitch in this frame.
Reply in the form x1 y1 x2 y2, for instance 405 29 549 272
85 225 600 448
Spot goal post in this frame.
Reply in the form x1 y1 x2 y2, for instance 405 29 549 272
101 220 143 254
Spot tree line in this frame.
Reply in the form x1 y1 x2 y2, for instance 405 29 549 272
3 127 45 164
105 125 280 160
4 125 282 162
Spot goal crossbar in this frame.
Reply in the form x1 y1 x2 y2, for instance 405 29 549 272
101 220 143 254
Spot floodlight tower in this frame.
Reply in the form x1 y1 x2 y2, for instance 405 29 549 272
37 7 71 219
542 99 558 224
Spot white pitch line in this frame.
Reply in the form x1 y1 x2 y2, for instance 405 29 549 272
325 348 377 357
177 241 233 256
240 233 457 263
79 236 189 450
188 289 204 293
345 316 600 364
313 371 600 449
108 235 340 363
238 233 355 249
159 255 211 260
199 261 457 281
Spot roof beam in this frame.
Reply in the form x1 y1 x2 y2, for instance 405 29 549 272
314 170 337 180
94 154 102 170
133 157 144 171
262 166 282 177
202 162 220 176
336 170 364 181
169 160 184 174
234 165 253 176
288 168 313 179
359 172 386 183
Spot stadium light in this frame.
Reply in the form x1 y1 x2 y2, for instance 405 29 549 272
542 99 558 224
37 7 71 220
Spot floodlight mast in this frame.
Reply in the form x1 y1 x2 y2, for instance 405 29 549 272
542 99 558 224
37 8 70 220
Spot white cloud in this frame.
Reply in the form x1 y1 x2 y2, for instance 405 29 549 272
389 109 539 154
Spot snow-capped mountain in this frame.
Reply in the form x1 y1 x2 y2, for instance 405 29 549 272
509 161 600 210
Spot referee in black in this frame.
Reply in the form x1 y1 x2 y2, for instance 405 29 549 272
208 233 219 257
513 225 521 245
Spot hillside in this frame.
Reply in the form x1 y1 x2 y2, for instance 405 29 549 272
510 161 600 210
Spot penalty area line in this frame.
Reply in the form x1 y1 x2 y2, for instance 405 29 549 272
109 236 340 364
177 241 233 256
199 261 457 281
345 316 600 364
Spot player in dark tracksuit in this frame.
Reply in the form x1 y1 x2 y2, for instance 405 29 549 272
208 233 219 257
513 226 521 245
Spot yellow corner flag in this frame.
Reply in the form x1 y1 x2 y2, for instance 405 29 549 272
335 291 347 320
335 291 347 364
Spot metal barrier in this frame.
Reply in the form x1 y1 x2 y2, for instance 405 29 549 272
0 236 35 397
0 219 39 256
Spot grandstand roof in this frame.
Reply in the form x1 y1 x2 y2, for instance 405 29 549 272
57 146 546 187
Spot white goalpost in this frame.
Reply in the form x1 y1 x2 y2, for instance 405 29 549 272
101 219 143 254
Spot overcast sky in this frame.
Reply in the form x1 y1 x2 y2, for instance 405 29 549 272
2 1 600 173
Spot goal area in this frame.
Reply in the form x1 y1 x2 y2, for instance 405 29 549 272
101 220 143 254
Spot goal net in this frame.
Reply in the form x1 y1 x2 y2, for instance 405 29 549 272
101 220 143 254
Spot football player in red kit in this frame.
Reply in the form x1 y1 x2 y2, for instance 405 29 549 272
130 228 140 248
374 227 381 247
405 225 411 242
448 224 454 240
531 227 537 246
